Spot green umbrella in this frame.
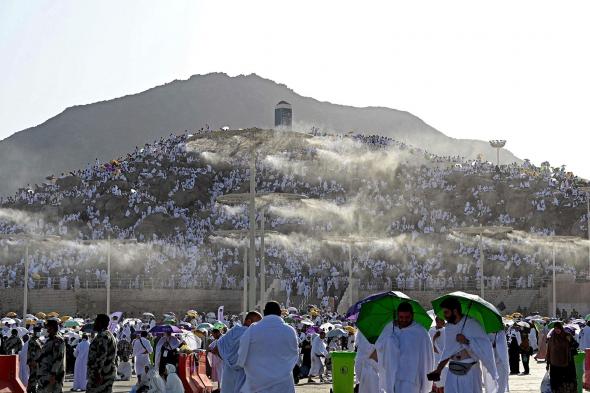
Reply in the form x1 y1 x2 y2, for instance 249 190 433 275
431 291 503 333
197 323 213 330
213 322 226 330
584 314 590 322
64 320 81 328
357 291 431 344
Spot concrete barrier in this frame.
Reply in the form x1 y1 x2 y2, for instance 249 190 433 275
0 355 26 393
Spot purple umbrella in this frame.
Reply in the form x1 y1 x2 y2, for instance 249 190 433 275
306 326 320 335
150 325 182 335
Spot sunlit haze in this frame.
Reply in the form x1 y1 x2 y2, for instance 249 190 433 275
1 0 588 177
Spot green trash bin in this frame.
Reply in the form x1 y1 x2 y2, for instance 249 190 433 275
331 351 356 393
575 351 585 393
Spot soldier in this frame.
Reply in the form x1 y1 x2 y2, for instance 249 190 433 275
37 319 65 393
87 314 118 393
4 329 24 355
27 326 43 393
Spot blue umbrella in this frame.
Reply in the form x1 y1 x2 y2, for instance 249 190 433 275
150 325 182 334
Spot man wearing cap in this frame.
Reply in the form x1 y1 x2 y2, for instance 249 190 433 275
37 320 66 393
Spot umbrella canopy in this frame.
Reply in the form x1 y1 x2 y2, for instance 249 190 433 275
81 323 94 333
64 320 81 328
327 328 347 338
60 316 72 322
300 319 314 326
150 325 182 334
186 310 198 318
306 326 320 335
585 314 590 322
15 327 29 338
197 323 213 331
357 291 431 344
344 326 356 334
143 312 155 318
5 312 17 318
162 319 176 325
516 321 530 329
47 312 60 318
431 291 503 334
213 322 226 330
1 318 16 325
35 312 47 319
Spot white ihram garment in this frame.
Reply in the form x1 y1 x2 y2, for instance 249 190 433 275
19 341 29 385
310 335 328 377
484 332 510 393
73 340 90 390
237 315 299 393
439 317 498 393
133 337 154 378
375 321 434 393
354 331 380 393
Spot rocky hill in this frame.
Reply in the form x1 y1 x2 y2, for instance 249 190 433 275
0 73 521 194
0 129 587 292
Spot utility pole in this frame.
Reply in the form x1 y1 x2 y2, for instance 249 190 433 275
260 212 266 306
23 243 29 318
107 234 111 315
248 152 257 310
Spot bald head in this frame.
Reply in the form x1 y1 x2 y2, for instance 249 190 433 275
244 311 262 326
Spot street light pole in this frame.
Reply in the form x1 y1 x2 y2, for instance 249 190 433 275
479 235 484 299
107 234 111 315
243 247 248 315
580 187 590 279
23 243 29 318
260 211 266 306
348 244 353 308
248 152 257 310
552 244 556 318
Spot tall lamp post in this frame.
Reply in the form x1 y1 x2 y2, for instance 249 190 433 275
489 140 507 167
216 192 307 310
79 237 137 315
321 235 377 309
212 229 278 313
579 186 590 279
539 236 581 317
451 226 513 298
0 234 61 318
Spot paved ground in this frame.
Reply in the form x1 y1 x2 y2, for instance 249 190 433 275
63 359 548 392
293 360 548 392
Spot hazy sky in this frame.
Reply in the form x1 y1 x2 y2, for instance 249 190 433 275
1 1 589 177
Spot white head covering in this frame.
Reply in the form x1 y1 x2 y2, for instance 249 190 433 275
164 364 184 393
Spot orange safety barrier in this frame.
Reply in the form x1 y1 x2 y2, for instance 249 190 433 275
178 353 200 393
177 352 214 393
584 349 590 391
0 355 26 393
195 351 214 393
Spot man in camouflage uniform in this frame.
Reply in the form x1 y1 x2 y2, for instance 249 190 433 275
4 329 23 354
27 326 43 393
87 314 118 393
37 320 65 393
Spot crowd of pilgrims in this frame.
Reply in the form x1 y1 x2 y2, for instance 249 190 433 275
0 129 588 307
3 300 590 393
